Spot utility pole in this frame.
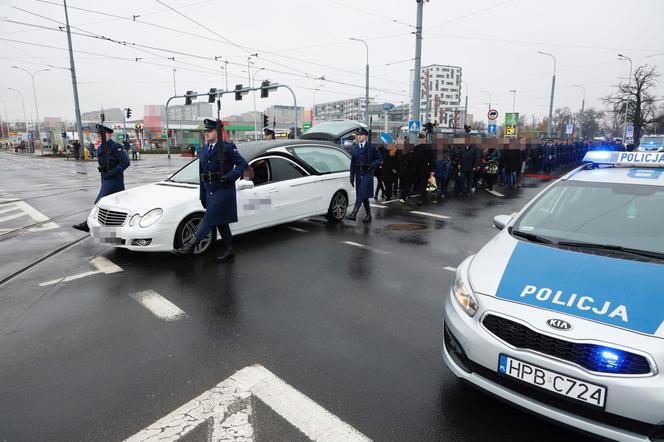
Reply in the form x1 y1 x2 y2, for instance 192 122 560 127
12 67 50 155
0 99 7 140
538 51 556 138
172 68 177 96
349 38 370 129
410 0 425 144
247 54 257 140
252 67 265 140
63 0 84 159
618 54 633 142
481 90 491 112
8 88 29 150
573 84 586 139
462 80 469 128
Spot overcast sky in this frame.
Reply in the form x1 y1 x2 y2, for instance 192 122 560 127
1 0 663 123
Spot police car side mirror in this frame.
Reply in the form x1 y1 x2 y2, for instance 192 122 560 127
493 214 511 230
237 179 254 191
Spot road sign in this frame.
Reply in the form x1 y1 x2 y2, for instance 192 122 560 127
626 126 634 138
565 124 574 135
488 123 497 135
408 120 421 133
504 113 519 137
382 102 395 111
487 109 499 120
303 121 311 131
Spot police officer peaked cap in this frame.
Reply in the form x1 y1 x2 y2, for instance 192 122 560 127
263 127 275 135
356 127 369 136
95 124 113 134
203 118 221 130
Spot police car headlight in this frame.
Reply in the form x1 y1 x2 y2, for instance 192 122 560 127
453 269 478 317
139 208 163 227
129 214 140 227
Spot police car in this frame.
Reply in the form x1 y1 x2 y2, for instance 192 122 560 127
443 151 664 441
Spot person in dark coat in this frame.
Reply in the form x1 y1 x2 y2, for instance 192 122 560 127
177 119 248 262
373 144 386 200
347 127 382 223
409 133 434 205
399 145 413 202
72 125 130 232
458 143 481 195
382 143 399 201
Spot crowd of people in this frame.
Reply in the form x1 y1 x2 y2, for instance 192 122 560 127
370 138 615 205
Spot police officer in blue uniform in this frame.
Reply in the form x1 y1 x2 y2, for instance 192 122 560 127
347 127 382 223
177 119 248 262
73 124 130 232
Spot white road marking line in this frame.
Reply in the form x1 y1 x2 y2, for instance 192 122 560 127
126 364 370 442
129 290 187 322
383 199 400 204
485 189 505 197
38 256 123 286
342 241 390 255
369 203 387 209
0 204 20 215
443 266 457 272
0 211 26 223
286 226 308 233
90 256 123 274
409 210 451 220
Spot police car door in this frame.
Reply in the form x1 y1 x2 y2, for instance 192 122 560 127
235 158 279 233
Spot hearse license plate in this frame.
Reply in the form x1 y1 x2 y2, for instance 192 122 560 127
498 354 606 408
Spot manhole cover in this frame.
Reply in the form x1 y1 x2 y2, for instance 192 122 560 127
387 223 426 231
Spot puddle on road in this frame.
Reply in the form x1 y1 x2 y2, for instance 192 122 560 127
386 223 427 231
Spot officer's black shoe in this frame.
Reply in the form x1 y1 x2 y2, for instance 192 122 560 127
72 221 89 233
174 240 198 256
216 248 236 263
346 208 358 221
363 214 373 223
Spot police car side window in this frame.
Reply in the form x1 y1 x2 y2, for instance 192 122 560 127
269 157 307 182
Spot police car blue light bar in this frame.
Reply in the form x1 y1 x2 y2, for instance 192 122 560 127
583 151 664 167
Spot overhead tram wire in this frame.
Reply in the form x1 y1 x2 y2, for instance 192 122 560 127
7 11 411 97
29 0 411 87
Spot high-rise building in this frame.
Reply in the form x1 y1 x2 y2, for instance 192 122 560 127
409 64 462 128
314 97 371 122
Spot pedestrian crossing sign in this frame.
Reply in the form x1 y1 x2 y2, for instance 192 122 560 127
408 120 421 132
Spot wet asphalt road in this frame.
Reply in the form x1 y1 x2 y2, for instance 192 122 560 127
0 151 592 442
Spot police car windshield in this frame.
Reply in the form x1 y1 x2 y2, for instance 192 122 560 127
512 180 664 256
167 159 200 184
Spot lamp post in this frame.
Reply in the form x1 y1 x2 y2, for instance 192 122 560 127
349 37 370 129
12 66 50 154
618 54 633 142
0 99 8 140
8 87 28 149
537 51 556 137
252 67 265 140
572 84 586 139
462 80 469 128
508 89 516 137
312 84 324 127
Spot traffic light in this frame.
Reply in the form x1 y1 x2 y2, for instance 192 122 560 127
208 88 217 103
263 114 269 128
464 124 471 134
260 80 270 98
235 84 243 101
185 90 195 105
61 131 67 139
126 108 132 119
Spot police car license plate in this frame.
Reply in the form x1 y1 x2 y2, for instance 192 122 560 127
498 354 606 408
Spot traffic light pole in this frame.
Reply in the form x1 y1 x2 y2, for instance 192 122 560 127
164 83 297 158
410 0 425 144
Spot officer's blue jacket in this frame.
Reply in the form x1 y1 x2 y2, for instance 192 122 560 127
198 141 248 225
95 139 130 203
349 141 382 200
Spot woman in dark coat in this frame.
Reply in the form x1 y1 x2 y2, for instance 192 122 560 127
382 143 399 201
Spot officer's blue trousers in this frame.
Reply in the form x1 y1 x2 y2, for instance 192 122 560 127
195 219 232 248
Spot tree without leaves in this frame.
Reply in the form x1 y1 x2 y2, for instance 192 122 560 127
576 108 604 139
603 65 660 146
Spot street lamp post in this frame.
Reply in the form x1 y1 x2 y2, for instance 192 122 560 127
618 54 633 142
312 84 324 127
480 90 492 112
509 89 517 136
572 84 586 139
8 87 29 149
12 66 50 154
0 99 8 140
349 37 370 129
537 51 556 137
462 81 469 128
252 67 265 140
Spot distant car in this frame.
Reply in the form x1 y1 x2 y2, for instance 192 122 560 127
638 134 664 152
443 150 664 442
88 140 355 254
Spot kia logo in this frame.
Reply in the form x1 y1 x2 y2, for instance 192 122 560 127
546 319 572 331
